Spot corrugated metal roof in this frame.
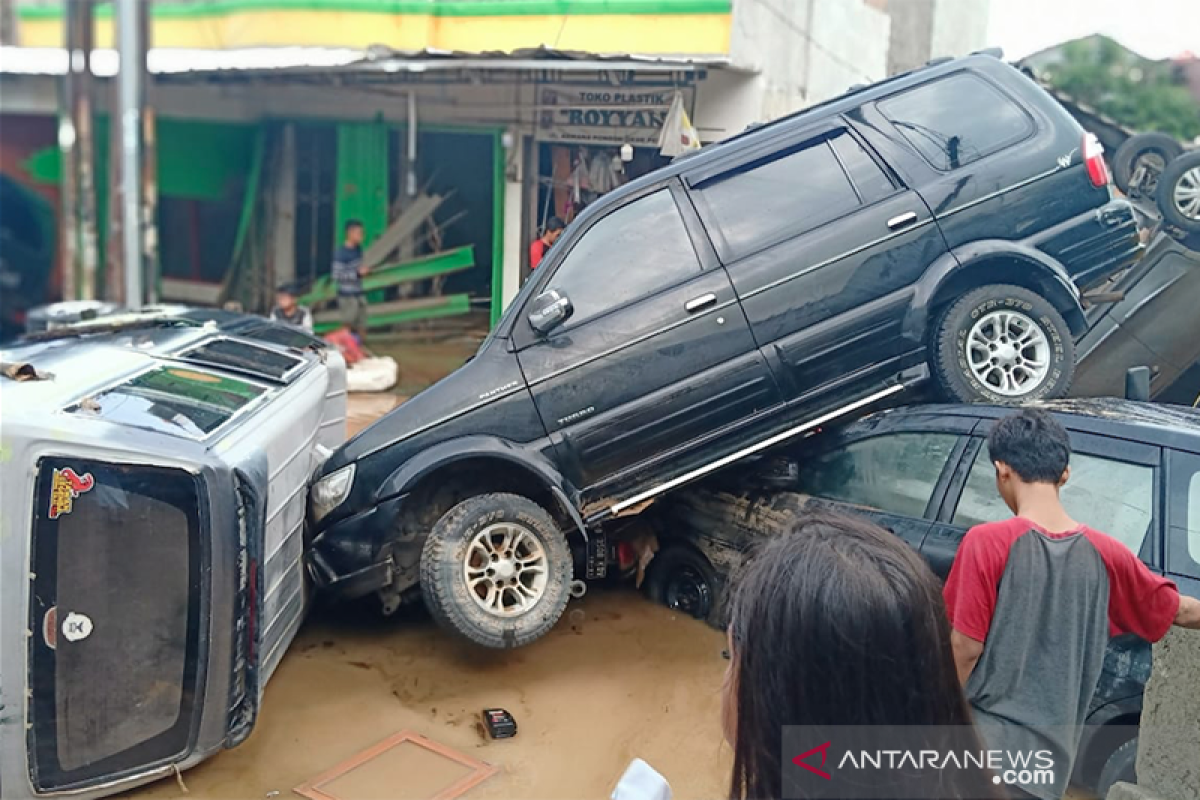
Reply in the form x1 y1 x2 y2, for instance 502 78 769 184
0 44 730 78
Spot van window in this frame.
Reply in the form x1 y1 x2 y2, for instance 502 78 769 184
879 72 1034 171
692 134 861 261
542 189 701 329
67 366 266 439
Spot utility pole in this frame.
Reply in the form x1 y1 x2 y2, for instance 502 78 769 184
58 0 99 301
77 0 99 301
0 0 18 46
116 0 146 308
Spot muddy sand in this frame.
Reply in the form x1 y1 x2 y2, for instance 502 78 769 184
126 591 731 800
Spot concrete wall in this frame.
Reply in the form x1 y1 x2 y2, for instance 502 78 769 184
727 0 890 123
879 0 991 75
928 0 991 64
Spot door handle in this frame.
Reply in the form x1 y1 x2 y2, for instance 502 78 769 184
685 293 718 313
887 211 919 230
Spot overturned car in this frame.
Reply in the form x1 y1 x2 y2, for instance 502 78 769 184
0 320 345 798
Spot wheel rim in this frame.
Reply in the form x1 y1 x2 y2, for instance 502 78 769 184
664 565 712 619
1173 166 1200 221
965 310 1052 397
463 522 549 617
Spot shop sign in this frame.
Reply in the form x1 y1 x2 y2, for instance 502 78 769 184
535 87 681 146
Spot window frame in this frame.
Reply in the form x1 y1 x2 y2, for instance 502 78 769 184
940 430 1163 568
876 70 1037 174
795 428 970 522
513 179 714 348
1165 448 1200 580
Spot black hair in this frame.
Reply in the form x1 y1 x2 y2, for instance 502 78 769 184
545 216 565 232
727 510 996 800
344 219 363 234
986 408 1071 484
276 282 298 296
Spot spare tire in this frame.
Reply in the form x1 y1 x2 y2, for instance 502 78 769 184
1156 150 1200 234
1112 133 1184 195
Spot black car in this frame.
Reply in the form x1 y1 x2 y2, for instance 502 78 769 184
649 399 1200 797
308 51 1142 649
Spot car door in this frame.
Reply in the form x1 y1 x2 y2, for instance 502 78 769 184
513 181 783 496
1164 449 1200 599
684 120 950 404
792 425 970 551
931 428 1163 580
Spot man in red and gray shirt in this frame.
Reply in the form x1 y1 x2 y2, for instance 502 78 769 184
945 409 1200 800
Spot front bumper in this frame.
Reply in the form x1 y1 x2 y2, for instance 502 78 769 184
307 494 407 599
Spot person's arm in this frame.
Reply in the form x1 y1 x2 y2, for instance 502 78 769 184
1175 595 1200 629
951 629 985 685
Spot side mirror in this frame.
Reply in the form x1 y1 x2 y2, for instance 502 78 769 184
1125 366 1151 402
529 289 572 335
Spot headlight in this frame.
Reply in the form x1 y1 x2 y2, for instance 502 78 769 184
310 463 355 522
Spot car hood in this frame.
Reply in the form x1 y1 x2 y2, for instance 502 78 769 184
325 343 525 470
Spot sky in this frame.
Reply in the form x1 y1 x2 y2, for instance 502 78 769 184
987 0 1200 61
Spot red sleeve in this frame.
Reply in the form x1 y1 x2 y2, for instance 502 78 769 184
1083 529 1181 642
530 240 545 270
943 521 1021 643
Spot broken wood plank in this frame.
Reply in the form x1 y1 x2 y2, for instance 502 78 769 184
300 245 475 306
312 293 471 334
361 192 448 269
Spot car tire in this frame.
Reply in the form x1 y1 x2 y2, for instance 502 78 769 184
1113 133 1184 195
644 544 723 628
932 284 1074 403
419 492 573 649
1096 736 1138 798
1155 151 1200 234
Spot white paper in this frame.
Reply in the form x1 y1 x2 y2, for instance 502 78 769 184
612 758 672 800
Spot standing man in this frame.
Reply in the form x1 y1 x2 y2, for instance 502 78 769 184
333 219 368 341
529 216 564 271
944 409 1200 800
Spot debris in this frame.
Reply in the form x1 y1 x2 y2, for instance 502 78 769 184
482 709 518 740
346 357 399 394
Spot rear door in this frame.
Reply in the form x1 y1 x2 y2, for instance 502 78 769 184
28 457 205 792
1164 450 1200 599
514 181 782 495
931 429 1162 579
686 122 949 405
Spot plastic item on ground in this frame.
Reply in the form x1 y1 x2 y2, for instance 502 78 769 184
323 328 367 364
481 708 517 739
612 759 672 800
347 356 398 393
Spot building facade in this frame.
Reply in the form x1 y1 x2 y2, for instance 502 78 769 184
2 0 987 323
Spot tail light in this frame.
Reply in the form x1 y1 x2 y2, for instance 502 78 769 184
1084 132 1111 188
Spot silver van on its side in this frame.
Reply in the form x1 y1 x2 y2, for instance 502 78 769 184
0 321 345 798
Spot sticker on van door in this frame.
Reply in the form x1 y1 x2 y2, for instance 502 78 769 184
61 612 94 643
48 467 95 519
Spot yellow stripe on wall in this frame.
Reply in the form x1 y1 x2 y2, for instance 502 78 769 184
17 11 732 55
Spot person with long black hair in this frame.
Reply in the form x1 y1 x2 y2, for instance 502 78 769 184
722 510 999 800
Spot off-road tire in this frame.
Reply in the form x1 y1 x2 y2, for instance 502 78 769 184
419 493 572 649
932 284 1074 403
1113 132 1184 195
1156 150 1200 234
1096 736 1138 798
644 544 724 629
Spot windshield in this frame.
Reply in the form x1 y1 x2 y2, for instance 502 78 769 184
66 366 266 439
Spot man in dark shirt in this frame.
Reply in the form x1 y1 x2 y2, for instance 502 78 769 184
332 219 368 340
529 216 564 271
944 409 1200 800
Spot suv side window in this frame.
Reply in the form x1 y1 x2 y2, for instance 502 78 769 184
954 446 1155 555
796 433 959 518
541 188 701 329
691 131 862 260
879 72 1034 171
830 133 896 204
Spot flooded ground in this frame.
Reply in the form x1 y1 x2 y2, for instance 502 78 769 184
124 334 731 800
127 592 730 800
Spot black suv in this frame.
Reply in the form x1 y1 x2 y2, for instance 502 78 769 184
308 53 1142 648
651 400 1200 796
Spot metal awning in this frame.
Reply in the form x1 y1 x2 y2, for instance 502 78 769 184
0 44 733 79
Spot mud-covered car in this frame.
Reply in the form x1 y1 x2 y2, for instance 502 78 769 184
648 399 1200 797
0 322 345 798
